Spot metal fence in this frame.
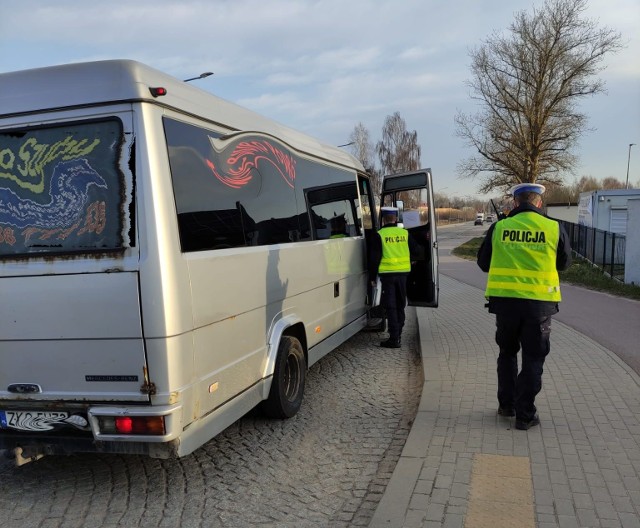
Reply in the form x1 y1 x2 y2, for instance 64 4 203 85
558 220 626 281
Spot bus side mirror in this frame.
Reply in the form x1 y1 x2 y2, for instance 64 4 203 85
396 200 404 222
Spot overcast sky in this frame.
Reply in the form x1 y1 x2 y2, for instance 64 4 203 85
1 0 638 199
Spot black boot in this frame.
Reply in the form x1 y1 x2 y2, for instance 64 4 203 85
379 337 401 348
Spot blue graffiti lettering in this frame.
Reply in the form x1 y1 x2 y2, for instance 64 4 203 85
0 159 107 230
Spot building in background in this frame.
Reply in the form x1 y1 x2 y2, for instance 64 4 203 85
545 202 579 223
577 189 640 235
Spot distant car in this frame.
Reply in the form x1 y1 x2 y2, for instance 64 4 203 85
474 217 483 226
486 214 495 222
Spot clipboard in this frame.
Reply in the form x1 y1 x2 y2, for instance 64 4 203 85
369 276 382 307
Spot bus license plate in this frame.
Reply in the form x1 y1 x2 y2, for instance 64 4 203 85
0 410 69 431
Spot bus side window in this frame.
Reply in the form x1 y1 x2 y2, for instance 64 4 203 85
165 118 300 251
309 199 356 240
304 180 360 241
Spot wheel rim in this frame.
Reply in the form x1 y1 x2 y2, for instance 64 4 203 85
283 351 302 402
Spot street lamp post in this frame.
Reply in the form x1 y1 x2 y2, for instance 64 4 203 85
626 143 636 189
183 72 214 82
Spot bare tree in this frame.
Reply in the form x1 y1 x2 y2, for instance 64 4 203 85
455 0 622 194
434 192 450 209
601 176 626 189
545 174 627 203
376 112 421 176
544 183 576 203
348 122 382 196
574 175 601 193
376 112 422 207
348 122 375 171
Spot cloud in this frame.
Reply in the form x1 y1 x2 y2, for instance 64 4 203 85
1 0 638 196
397 47 436 62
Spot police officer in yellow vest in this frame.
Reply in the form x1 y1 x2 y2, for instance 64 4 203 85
477 183 572 430
329 215 349 239
369 206 417 348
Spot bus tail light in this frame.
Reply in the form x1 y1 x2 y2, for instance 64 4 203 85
149 86 167 97
99 415 166 435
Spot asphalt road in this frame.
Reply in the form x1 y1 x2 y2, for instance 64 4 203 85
0 315 422 528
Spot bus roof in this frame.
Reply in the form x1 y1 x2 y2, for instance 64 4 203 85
0 59 363 171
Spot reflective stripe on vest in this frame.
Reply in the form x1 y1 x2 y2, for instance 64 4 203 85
485 212 561 301
379 226 411 273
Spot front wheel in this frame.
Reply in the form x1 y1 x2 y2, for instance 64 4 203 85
261 336 306 418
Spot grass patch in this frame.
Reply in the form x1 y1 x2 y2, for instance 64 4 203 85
560 258 640 301
451 237 640 301
451 237 483 260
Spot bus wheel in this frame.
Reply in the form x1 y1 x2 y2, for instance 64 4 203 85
261 336 306 419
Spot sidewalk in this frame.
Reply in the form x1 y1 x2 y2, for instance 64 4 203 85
370 274 640 528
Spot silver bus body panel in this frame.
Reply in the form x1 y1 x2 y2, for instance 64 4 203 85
183 238 368 420
0 60 438 461
133 105 198 340
0 272 148 402
306 315 367 367
175 379 267 458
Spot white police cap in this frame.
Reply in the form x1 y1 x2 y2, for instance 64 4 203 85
380 206 399 216
510 183 546 196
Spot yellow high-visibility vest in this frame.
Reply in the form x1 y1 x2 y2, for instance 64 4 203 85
379 226 411 273
485 212 561 301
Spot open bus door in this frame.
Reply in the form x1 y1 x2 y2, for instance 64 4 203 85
380 169 439 308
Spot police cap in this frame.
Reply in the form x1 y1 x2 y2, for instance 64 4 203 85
380 206 399 216
510 183 546 197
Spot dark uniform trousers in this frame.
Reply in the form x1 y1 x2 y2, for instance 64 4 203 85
381 273 408 341
496 313 552 421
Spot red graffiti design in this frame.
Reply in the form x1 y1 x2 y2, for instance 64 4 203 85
206 140 296 189
0 226 16 246
77 201 106 236
21 201 106 242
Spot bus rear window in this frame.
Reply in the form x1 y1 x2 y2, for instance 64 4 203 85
0 119 129 258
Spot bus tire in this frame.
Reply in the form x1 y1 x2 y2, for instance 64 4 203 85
261 336 306 419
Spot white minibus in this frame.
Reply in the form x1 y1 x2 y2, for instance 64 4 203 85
0 60 438 464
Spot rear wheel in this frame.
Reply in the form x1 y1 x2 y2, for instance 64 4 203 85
261 336 306 418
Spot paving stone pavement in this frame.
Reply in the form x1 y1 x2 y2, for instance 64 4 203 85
3 265 639 528
0 314 422 528
370 274 640 528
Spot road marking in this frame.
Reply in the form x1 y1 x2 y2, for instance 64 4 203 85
465 453 535 528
